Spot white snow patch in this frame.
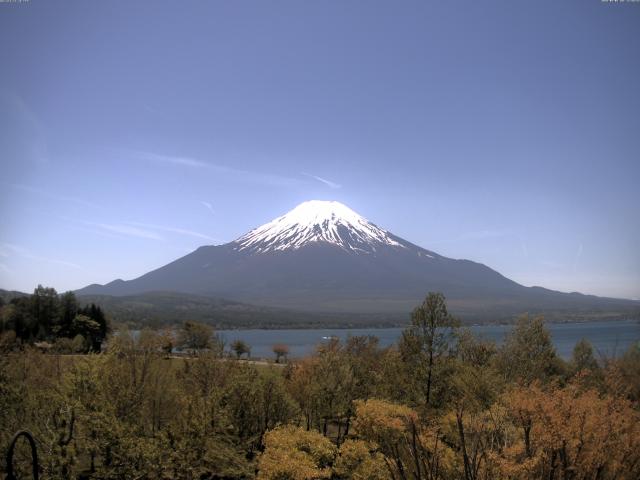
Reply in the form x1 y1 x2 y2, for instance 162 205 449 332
234 200 406 254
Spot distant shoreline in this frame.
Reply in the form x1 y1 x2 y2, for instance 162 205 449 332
210 315 640 331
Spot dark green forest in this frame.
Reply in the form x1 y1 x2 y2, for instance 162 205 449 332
0 285 109 353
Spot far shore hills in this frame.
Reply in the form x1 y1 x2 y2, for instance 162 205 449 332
2 288 638 330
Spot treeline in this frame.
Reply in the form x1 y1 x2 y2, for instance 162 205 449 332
74 291 406 330
0 293 639 479
0 285 110 353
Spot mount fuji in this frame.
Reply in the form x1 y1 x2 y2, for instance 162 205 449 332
77 201 639 322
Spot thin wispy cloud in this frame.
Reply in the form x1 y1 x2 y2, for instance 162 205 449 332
128 150 300 187
0 92 48 165
200 201 216 215
129 222 217 242
0 243 82 270
541 260 564 269
136 151 210 168
10 184 102 209
573 243 584 271
77 225 129 241
453 229 529 258
302 173 342 189
93 223 164 241
458 229 512 240
519 237 529 258
64 217 216 243
55 216 130 241
142 104 167 117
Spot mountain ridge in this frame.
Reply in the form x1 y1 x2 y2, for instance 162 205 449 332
76 201 640 321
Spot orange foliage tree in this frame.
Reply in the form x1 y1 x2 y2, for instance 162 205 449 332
497 382 640 479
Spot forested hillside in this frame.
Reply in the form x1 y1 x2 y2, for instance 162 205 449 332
76 291 403 329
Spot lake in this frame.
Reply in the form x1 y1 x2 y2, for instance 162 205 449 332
217 319 640 360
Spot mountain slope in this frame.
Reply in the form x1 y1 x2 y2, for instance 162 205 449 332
77 201 639 321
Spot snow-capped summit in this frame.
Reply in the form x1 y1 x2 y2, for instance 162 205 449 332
76 200 640 321
233 200 406 254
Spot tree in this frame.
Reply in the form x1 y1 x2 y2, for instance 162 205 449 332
71 333 87 353
399 292 458 406
31 285 58 339
57 291 78 338
333 439 388 480
77 303 110 351
222 365 299 449
177 321 213 354
611 342 640 402
0 287 109 350
344 335 382 400
352 398 418 454
455 328 497 368
2 298 34 342
0 329 18 353
257 425 336 480
158 327 174 357
0 303 17 336
571 338 599 373
286 357 322 431
496 314 562 385
231 339 251 359
273 343 289 363
352 398 455 480
447 359 501 480
314 339 354 438
71 314 101 352
499 381 640 479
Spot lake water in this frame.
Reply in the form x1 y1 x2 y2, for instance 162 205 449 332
217 319 640 360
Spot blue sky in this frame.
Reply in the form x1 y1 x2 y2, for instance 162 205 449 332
0 0 638 299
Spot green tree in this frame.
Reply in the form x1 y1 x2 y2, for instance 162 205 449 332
72 314 101 352
314 340 353 438
71 333 87 353
57 291 78 338
31 284 59 339
571 338 599 373
178 320 214 354
78 303 109 350
399 292 458 406
231 339 251 359
6 296 36 341
456 328 497 368
612 342 640 402
496 314 562 385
